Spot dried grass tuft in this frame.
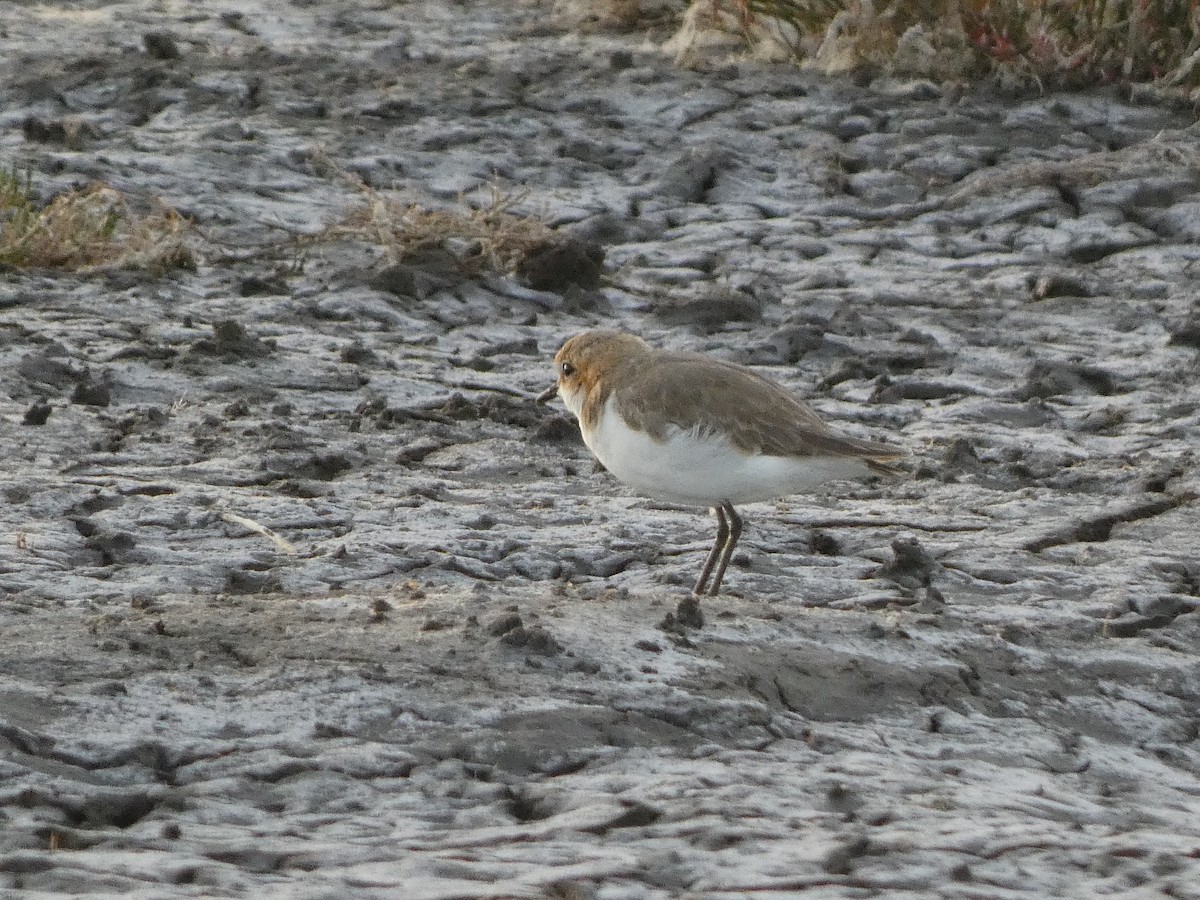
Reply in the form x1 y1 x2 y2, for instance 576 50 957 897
0 169 195 273
672 0 1200 96
325 184 561 275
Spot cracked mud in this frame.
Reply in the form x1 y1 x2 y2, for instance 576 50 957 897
1 1 1199 897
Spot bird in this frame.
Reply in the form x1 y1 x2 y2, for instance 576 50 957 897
537 330 906 598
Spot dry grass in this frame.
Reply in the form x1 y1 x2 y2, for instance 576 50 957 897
964 0 1200 89
324 183 562 275
685 0 1200 96
0 169 194 273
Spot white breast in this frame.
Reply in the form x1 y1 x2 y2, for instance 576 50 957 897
579 396 872 507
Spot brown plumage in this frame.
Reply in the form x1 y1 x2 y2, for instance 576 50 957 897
548 330 904 469
538 330 907 599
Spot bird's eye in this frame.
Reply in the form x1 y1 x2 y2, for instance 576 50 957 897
560 361 575 377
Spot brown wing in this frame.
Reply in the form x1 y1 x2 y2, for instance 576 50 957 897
614 353 905 463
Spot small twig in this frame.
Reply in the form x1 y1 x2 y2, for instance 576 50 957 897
447 379 537 400
782 517 988 533
219 508 297 555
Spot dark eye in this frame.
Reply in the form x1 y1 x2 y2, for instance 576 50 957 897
560 361 575 377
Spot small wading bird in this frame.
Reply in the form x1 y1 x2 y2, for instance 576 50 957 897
538 330 906 599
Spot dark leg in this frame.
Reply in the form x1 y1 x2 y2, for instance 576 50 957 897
692 505 729 597
707 502 743 597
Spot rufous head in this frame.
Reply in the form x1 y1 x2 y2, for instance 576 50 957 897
536 330 651 425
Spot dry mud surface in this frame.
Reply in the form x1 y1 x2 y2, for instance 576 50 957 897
2 1 1200 897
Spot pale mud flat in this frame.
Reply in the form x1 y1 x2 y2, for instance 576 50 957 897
1 1 1199 897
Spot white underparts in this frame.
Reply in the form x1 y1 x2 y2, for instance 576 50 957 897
578 396 873 507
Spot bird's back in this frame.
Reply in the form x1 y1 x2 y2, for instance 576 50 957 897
612 351 904 465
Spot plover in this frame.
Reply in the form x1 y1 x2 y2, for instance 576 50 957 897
538 330 905 598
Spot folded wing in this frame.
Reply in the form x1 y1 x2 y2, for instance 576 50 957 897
614 354 907 466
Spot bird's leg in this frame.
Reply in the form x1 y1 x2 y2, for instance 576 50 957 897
692 505 730 597
707 502 743 597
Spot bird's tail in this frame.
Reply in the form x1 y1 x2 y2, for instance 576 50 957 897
865 455 908 477
837 435 910 477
